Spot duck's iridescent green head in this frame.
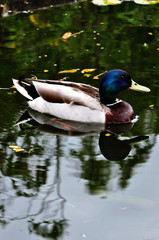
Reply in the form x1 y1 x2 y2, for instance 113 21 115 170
99 69 150 105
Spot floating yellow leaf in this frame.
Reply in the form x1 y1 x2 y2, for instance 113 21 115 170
58 69 79 74
148 32 153 35
157 48 159 50
9 145 20 149
31 74 38 79
44 70 49 72
62 32 72 40
9 145 25 152
149 104 154 108
62 31 83 40
15 148 25 152
81 68 97 73
105 133 111 137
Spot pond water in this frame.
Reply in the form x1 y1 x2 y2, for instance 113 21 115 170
0 0 159 239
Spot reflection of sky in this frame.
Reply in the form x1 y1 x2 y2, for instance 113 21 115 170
61 135 159 240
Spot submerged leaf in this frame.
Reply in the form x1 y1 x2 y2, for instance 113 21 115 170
0 149 5 154
7 92 15 95
84 74 91 77
29 14 39 25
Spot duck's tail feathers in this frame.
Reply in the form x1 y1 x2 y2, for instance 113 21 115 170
13 79 39 101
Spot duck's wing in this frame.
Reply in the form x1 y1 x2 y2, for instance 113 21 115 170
29 79 102 111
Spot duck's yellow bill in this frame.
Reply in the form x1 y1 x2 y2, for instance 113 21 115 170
129 80 150 92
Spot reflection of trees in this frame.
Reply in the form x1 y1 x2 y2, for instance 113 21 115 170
0 133 68 239
1 1 159 95
28 136 68 239
118 141 153 188
1 0 81 17
71 136 111 194
71 132 153 193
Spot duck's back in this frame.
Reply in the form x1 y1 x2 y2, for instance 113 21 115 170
32 80 104 111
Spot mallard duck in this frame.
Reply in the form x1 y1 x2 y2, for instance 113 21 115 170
13 69 150 124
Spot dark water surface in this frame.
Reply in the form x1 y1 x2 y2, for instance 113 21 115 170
0 1 159 239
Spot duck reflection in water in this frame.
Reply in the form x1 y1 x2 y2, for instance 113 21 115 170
16 108 149 161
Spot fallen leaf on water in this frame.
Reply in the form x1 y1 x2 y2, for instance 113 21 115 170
62 32 72 39
58 69 79 74
93 70 107 79
58 78 66 81
10 85 16 89
105 133 111 137
31 74 38 80
44 70 49 72
9 145 25 152
81 68 97 73
14 148 25 153
149 104 154 108
148 32 153 35
62 30 84 40
28 146 34 154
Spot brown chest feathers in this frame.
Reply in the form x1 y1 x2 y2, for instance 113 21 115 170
106 101 135 124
